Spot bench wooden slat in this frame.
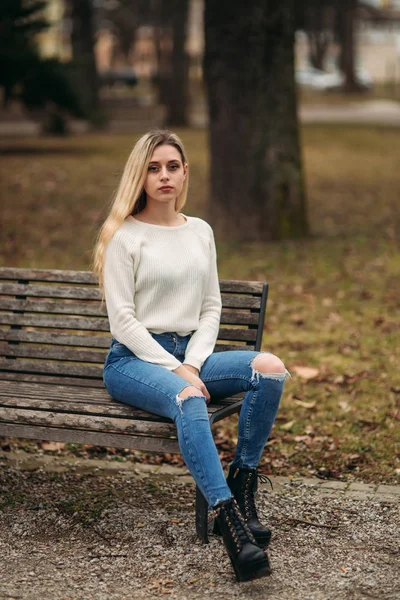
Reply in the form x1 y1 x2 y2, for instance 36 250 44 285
0 331 253 353
0 298 259 325
0 406 178 436
0 372 107 387
0 296 262 313
0 380 109 400
0 396 170 418
0 282 264 302
0 268 265 295
0 283 101 301
221 296 262 309
1 323 256 344
0 344 107 364
0 330 111 348
214 343 256 351
217 329 257 341
0 313 109 331
0 422 181 452
0 359 103 378
0 394 236 419
220 280 264 294
0 298 108 317
0 268 97 285
0 340 257 364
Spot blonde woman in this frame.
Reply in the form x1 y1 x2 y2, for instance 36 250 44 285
94 130 288 582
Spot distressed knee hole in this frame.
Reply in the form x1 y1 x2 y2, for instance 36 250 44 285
178 386 204 400
175 386 205 412
250 353 290 381
252 353 285 374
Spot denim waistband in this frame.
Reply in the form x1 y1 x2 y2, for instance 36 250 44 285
150 331 192 358
149 331 192 342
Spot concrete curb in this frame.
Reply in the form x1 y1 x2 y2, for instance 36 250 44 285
1 451 399 504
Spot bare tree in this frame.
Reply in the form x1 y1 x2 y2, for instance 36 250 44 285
335 0 364 91
301 0 335 71
100 0 140 67
204 0 308 241
151 0 189 126
67 0 100 118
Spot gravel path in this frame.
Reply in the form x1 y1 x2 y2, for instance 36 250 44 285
0 458 399 600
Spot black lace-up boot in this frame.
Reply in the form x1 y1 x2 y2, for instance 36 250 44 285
214 465 272 548
214 498 271 582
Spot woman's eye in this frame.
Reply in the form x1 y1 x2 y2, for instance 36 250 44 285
148 166 159 172
169 164 179 170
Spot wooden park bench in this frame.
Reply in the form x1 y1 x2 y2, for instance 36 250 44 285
0 267 268 543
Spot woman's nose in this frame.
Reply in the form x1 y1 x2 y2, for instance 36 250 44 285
160 167 170 180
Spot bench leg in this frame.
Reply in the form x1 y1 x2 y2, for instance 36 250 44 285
195 485 210 543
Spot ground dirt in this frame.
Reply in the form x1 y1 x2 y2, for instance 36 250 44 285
0 459 399 600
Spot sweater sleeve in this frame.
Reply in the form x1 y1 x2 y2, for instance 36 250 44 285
103 233 182 370
183 226 222 370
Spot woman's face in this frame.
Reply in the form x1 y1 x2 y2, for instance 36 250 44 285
143 144 187 209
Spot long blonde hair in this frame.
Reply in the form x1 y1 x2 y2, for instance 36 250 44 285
93 130 189 289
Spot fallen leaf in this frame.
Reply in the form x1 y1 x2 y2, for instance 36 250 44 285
41 442 65 451
281 420 296 431
294 435 313 445
338 400 350 412
292 366 320 380
290 314 304 325
293 399 316 409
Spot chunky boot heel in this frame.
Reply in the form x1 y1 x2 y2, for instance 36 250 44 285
227 465 272 548
214 498 271 582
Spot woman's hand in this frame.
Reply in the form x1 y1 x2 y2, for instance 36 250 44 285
172 365 210 402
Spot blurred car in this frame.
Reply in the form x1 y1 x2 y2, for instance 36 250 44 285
296 67 373 90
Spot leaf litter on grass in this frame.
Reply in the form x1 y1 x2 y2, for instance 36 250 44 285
0 126 399 484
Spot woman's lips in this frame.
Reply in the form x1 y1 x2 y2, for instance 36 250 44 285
159 186 173 191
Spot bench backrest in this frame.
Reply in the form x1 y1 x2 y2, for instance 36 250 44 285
0 268 268 388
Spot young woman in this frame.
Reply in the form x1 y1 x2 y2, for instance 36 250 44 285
93 130 289 583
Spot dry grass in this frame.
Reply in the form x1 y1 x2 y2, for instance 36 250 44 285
0 126 399 483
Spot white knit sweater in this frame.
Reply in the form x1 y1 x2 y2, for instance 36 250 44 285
103 215 222 371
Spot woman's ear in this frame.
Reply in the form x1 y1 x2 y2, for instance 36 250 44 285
183 163 188 180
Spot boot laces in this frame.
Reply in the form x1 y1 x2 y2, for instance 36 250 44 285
229 500 255 546
214 499 256 547
244 471 273 520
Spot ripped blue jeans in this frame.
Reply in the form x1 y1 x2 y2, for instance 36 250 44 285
103 333 288 508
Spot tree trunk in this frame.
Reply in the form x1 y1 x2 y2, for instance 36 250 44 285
204 0 307 241
309 31 330 71
153 0 189 126
166 0 189 126
67 0 100 119
336 0 362 92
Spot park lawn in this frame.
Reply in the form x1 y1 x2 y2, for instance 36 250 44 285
0 126 399 483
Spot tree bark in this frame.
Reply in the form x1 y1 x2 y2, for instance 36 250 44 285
166 0 189 126
153 0 189 126
67 0 100 118
309 30 330 70
303 0 334 71
336 0 362 91
204 0 307 241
